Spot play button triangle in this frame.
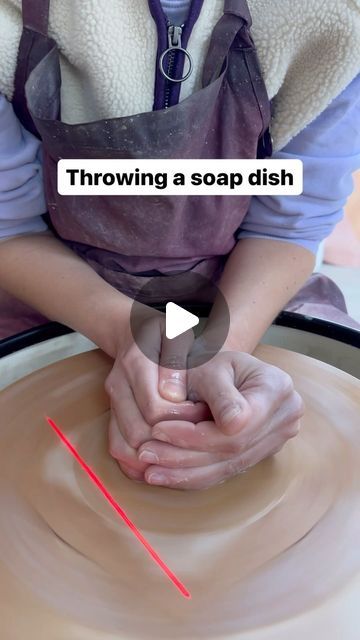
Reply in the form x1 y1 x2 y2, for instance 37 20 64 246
165 302 199 340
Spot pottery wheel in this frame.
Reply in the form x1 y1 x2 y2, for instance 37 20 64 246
0 344 359 639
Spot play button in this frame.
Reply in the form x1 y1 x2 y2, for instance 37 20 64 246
165 302 199 339
129 271 230 369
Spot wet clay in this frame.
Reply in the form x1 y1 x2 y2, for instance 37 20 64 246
0 345 359 639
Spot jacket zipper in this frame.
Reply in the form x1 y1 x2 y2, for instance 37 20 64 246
148 0 205 111
164 24 184 109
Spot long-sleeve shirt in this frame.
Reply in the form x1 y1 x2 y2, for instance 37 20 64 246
238 73 360 253
0 96 47 238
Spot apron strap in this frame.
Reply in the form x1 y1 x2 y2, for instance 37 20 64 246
224 0 252 27
22 0 50 36
12 0 52 136
202 0 253 87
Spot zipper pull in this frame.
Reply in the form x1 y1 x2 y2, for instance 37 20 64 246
168 24 183 49
159 23 193 83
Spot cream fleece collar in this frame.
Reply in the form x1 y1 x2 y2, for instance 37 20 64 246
0 0 359 150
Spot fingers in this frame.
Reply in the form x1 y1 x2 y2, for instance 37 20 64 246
145 460 229 490
107 375 153 449
106 346 209 445
137 439 228 468
189 363 252 435
235 362 294 419
127 360 209 426
152 392 302 454
106 313 206 477
187 354 302 442
118 464 145 482
108 412 148 481
143 429 294 490
152 419 240 453
158 330 194 402
232 369 303 447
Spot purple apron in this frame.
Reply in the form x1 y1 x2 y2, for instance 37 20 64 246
1 0 270 334
0 0 358 339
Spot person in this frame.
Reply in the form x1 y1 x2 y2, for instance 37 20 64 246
0 0 359 489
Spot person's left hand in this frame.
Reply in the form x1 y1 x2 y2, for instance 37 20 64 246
137 351 304 490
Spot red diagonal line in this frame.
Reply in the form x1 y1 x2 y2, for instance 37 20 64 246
45 416 191 599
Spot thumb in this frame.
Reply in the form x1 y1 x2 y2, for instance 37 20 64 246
190 366 252 435
158 329 193 402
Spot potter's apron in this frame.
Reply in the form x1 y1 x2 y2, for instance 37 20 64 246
1 0 271 336
14 0 272 289
1 0 358 339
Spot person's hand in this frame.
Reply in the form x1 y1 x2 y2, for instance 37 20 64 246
105 313 208 481
137 351 304 489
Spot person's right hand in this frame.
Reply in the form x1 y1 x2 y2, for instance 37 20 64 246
105 313 208 481
137 350 303 490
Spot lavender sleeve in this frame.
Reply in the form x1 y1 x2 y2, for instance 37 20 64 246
238 74 360 254
0 95 47 239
